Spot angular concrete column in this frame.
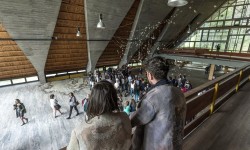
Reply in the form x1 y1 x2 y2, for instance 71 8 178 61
119 0 145 68
0 0 61 84
120 0 174 66
208 64 215 81
85 0 134 73
37 71 46 84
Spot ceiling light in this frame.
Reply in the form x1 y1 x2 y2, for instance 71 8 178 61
97 14 105 29
187 25 191 34
76 27 81 37
168 0 188 7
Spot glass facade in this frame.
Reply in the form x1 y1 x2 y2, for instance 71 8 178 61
179 0 250 53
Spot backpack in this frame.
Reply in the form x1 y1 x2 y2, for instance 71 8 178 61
83 99 88 112
21 103 27 113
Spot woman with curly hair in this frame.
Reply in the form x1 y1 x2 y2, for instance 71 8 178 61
13 99 28 126
67 80 131 150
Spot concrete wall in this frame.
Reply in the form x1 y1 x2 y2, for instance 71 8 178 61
0 0 61 83
85 0 134 72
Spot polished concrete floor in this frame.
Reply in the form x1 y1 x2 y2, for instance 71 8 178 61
0 78 90 150
0 67 223 149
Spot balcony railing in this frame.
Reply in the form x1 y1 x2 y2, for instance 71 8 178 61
184 64 250 136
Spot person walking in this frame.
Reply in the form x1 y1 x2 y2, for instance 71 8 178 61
49 94 62 118
67 80 131 150
66 92 79 119
13 99 28 126
130 56 187 150
82 94 90 113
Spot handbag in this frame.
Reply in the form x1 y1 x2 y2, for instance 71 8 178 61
75 101 80 106
54 104 61 110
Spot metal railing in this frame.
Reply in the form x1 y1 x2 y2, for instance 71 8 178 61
184 64 250 136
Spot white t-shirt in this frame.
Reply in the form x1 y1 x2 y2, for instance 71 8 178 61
131 83 135 89
50 98 58 109
114 82 119 89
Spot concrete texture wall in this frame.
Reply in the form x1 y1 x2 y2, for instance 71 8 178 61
85 0 134 72
119 0 172 66
0 0 61 83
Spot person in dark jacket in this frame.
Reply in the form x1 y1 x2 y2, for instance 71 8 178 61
67 80 131 150
13 99 28 126
130 57 186 150
66 92 79 119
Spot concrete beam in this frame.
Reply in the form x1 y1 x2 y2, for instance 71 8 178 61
146 8 177 60
85 0 134 72
0 0 61 83
123 0 173 64
156 54 250 68
119 0 144 68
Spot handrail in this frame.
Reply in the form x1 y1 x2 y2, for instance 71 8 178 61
160 49 250 62
184 64 249 100
60 64 250 149
184 64 250 136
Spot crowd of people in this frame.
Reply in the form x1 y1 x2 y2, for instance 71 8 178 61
14 57 188 150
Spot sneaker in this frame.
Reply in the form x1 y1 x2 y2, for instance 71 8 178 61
76 113 79 116
66 117 71 119
21 123 25 126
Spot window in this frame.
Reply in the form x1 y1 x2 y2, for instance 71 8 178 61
46 74 56 77
0 80 11 86
57 72 67 75
12 78 25 84
68 71 77 74
26 76 38 82
78 70 86 72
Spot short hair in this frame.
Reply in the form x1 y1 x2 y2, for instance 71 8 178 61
144 56 169 80
86 80 119 121
50 94 54 99
69 92 74 97
15 99 21 103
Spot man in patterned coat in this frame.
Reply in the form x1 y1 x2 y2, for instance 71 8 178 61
130 56 186 150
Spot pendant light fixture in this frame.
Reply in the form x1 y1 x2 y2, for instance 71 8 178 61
76 27 81 37
187 25 191 34
97 14 105 29
168 0 188 7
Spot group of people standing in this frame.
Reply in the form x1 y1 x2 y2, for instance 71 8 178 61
14 56 187 150
67 56 187 150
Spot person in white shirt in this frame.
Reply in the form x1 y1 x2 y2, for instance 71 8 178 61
49 94 62 118
130 80 135 97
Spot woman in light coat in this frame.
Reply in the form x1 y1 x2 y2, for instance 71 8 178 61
67 80 132 150
49 94 62 118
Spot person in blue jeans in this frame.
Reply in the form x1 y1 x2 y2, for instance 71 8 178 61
66 92 79 119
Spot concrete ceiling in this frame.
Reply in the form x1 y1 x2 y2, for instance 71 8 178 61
96 0 141 68
0 0 231 82
45 0 88 74
127 0 228 63
121 0 175 64
85 0 135 72
0 23 37 80
0 0 61 82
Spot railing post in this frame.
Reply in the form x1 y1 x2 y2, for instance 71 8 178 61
236 70 243 92
210 83 219 114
